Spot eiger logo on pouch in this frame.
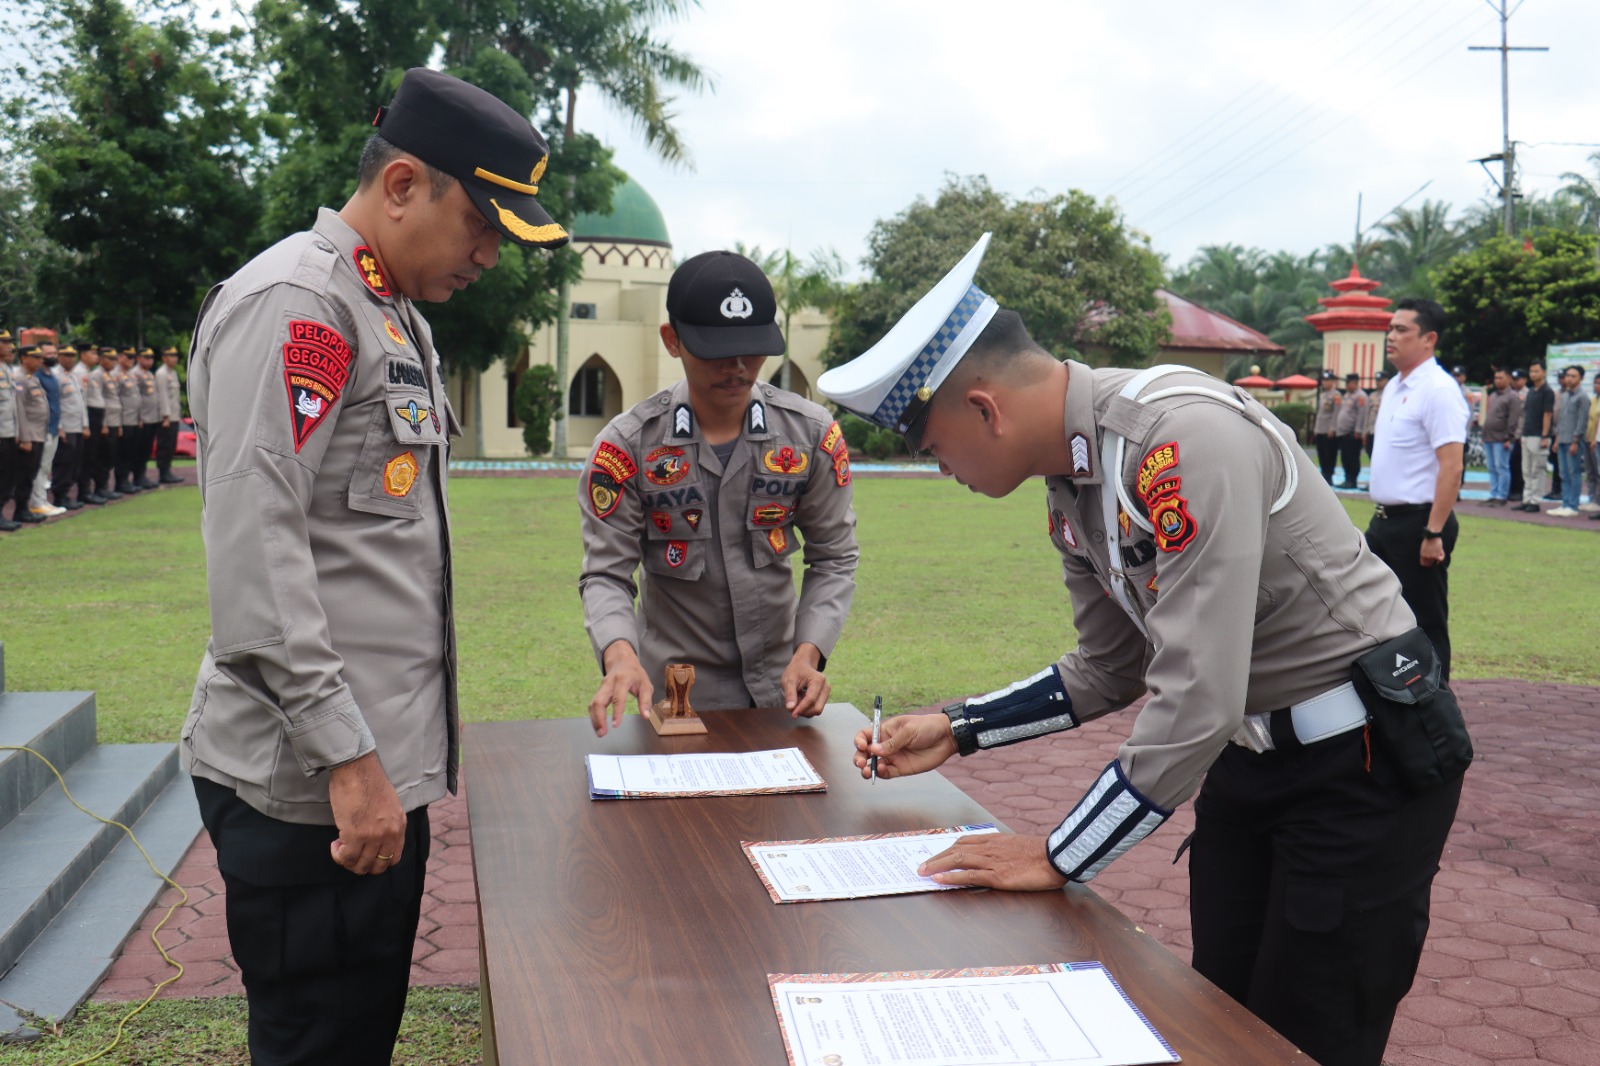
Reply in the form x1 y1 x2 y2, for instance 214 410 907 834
1392 653 1419 677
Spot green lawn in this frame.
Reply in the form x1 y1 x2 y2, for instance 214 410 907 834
1 474 1595 1063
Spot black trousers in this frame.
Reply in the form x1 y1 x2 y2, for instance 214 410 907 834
99 425 121 492
193 778 430 1066
81 408 105 497
156 420 179 475
1190 728 1462 1066
133 423 153 482
1315 434 1338 482
11 442 42 516
117 424 144 486
51 434 82 503
0 437 15 515
1337 434 1362 485
1365 507 1458 681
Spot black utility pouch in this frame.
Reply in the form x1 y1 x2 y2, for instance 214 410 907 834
1351 627 1473 794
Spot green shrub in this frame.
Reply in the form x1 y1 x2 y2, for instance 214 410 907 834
513 365 562 456
840 414 875 454
864 427 900 459
1268 401 1313 443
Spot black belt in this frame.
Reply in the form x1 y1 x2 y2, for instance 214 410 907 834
1373 503 1431 519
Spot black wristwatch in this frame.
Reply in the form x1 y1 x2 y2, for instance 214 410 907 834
1422 529 1443 540
941 701 979 756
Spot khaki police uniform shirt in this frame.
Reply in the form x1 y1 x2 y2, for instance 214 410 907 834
15 369 49 444
579 379 859 711
1043 361 1415 811
1362 385 1383 437
82 364 104 409
1334 387 1365 435
98 367 123 428
134 365 160 424
0 362 16 439
115 366 140 425
156 364 182 421
1313 386 1340 435
182 208 459 826
54 365 87 435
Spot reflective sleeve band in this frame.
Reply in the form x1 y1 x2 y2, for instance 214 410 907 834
1046 760 1172 883
963 666 1078 751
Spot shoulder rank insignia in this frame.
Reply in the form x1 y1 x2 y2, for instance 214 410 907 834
353 246 391 298
644 445 690 485
1069 432 1092 477
282 319 354 453
762 445 808 476
1136 442 1179 501
748 400 767 434
383 452 419 497
1150 493 1197 553
673 404 694 438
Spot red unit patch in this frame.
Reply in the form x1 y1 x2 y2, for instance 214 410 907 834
645 445 690 485
1136 442 1179 500
683 509 703 531
282 320 354 452
767 527 787 554
1150 494 1198 553
819 421 843 456
1143 476 1181 504
666 540 687 568
588 470 622 519
651 511 671 534
593 441 638 482
832 442 851 487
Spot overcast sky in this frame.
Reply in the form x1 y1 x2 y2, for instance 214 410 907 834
584 0 1600 279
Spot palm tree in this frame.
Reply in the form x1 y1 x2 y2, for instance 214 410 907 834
457 0 712 455
1556 151 1600 232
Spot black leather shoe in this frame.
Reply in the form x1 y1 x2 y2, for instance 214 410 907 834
122 483 142 494
159 472 184 484
0 519 20 532
60 499 84 511
1518 503 1540 512
104 489 123 500
84 494 107 505
14 511 44 524
140 479 159 490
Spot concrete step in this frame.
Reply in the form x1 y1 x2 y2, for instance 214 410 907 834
0 743 178 983
0 690 98 830
0 773 202 1034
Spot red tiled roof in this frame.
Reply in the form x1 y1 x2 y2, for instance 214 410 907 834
1158 290 1284 354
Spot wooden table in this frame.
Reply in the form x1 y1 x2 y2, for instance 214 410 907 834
466 706 1305 1065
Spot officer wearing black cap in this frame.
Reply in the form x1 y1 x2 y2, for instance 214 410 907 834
0 329 18 531
182 67 565 1065
1312 367 1341 483
579 250 859 734
1363 370 1387 457
154 345 184 483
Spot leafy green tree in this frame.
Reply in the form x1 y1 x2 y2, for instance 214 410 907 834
1435 229 1600 377
733 242 849 390
824 176 1167 372
9 0 261 345
513 362 562 455
1169 244 1328 379
1556 151 1600 232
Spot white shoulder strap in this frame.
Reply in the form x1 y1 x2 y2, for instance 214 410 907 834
1099 365 1301 639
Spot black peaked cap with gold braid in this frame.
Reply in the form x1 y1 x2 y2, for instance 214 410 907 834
375 68 570 250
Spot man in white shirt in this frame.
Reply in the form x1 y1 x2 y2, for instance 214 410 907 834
1365 298 1469 680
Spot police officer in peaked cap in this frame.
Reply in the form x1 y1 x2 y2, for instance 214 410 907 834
827 234 1470 1066
182 67 565 1064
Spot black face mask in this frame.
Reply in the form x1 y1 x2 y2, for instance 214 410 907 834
43 357 58 369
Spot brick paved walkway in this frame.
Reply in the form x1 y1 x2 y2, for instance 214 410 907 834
97 680 1600 1066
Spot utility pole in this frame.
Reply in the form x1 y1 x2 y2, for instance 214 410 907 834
1469 0 1547 237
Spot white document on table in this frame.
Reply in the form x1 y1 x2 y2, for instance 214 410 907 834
768 963 1179 1066
743 825 1001 903
586 747 826 799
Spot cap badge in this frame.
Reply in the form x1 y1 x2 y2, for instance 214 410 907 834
720 288 753 320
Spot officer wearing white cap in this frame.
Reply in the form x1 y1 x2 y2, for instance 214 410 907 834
183 66 565 1064
828 235 1469 1066
579 251 858 732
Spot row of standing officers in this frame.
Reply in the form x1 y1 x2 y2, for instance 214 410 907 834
0 332 185 530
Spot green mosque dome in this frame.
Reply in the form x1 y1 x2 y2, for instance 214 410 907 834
572 174 671 247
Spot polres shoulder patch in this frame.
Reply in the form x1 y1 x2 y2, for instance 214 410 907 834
1135 442 1178 500
283 320 354 452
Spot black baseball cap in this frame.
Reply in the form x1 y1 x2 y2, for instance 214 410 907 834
374 68 569 250
1344 372 1360 381
1320 369 1336 379
1451 365 1466 375
665 251 786 360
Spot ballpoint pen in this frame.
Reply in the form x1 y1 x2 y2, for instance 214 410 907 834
870 695 882 784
